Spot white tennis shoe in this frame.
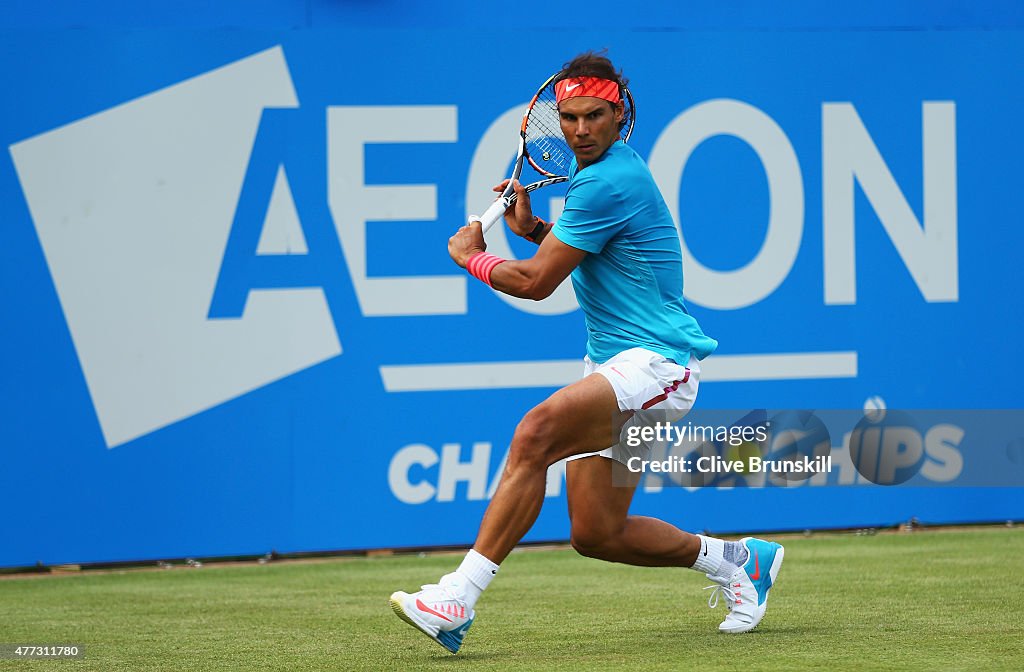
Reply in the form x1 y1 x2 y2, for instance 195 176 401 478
704 537 785 633
390 573 475 654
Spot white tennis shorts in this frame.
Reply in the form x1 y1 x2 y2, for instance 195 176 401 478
567 346 701 466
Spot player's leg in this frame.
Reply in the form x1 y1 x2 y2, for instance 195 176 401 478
501 436 783 637
564 448 757 575
390 372 629 653
562 350 784 634
472 372 630 564
566 454 701 567
565 449 784 634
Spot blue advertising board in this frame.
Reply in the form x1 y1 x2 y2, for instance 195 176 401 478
2 2 1023 566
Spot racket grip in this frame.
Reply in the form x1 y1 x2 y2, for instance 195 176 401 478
473 197 511 233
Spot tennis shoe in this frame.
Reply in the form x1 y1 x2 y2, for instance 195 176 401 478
390 573 475 653
703 537 784 634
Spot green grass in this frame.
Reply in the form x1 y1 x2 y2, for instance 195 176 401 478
1 527 1022 671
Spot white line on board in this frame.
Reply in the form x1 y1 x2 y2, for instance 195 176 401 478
379 351 858 392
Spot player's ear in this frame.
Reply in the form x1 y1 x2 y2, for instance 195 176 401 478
613 101 625 123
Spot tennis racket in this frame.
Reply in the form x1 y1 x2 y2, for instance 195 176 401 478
471 70 635 233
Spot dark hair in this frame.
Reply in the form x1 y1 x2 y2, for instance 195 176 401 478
555 50 630 132
556 50 629 97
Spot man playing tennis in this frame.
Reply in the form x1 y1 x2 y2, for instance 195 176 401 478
390 52 784 653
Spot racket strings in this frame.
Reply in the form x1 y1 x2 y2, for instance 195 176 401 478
524 90 572 175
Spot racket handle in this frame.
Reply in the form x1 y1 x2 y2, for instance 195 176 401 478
473 197 511 233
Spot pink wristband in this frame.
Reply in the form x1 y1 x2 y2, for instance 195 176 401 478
466 252 505 287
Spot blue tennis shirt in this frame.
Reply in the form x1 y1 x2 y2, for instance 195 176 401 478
551 141 717 366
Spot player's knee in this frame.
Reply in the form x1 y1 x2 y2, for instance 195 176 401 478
507 403 563 470
569 522 618 559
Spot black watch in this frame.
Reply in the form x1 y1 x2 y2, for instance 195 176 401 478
525 217 547 242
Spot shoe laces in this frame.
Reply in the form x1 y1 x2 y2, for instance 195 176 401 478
704 579 739 611
704 585 729 610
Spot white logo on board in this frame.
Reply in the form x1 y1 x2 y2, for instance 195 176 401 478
10 47 341 448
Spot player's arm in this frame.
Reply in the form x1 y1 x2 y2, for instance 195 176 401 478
489 234 584 300
448 221 584 301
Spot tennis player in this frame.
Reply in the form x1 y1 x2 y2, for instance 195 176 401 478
390 52 784 653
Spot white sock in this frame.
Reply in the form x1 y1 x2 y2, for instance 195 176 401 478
691 535 725 575
447 549 499 610
691 535 748 577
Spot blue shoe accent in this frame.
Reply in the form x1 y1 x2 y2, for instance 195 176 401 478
436 616 474 654
741 538 782 606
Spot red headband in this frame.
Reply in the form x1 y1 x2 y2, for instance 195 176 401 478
554 77 622 104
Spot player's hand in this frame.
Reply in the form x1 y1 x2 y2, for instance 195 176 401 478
492 179 535 237
448 220 486 268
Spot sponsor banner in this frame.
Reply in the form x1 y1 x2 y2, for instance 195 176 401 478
2 27 1023 566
